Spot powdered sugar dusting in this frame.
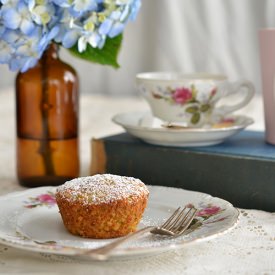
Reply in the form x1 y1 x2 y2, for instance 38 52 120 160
56 174 149 205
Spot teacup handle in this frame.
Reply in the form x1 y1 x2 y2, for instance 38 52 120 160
214 80 255 115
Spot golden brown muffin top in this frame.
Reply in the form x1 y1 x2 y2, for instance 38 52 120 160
56 174 149 205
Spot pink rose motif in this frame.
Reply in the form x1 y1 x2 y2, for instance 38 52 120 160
210 88 217 97
172 87 192 104
24 192 57 208
37 194 56 205
196 206 221 217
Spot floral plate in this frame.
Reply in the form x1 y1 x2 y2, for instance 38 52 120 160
112 111 254 147
0 186 239 260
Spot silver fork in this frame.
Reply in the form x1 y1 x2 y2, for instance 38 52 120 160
82 206 197 260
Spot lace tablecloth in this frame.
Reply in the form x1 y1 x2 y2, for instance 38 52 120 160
0 90 275 275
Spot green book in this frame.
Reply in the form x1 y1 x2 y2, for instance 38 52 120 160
91 131 275 212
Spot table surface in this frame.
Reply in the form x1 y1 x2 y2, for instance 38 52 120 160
0 90 274 275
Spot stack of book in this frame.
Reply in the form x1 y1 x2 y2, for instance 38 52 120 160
91 131 275 212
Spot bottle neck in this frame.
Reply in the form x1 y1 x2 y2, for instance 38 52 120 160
40 43 59 62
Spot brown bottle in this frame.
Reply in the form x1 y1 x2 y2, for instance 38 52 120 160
16 44 80 187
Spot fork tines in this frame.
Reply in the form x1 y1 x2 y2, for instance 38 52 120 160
160 206 197 236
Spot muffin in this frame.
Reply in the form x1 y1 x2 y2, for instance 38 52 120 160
55 174 149 239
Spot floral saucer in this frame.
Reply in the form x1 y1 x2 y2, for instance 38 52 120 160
112 111 254 147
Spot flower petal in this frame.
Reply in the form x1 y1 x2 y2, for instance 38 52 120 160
62 30 79 48
2 9 21 30
78 36 87 52
20 19 35 35
98 19 113 35
108 22 124 38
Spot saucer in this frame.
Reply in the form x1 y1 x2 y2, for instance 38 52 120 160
112 111 254 147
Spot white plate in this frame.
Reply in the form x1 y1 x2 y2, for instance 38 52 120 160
0 186 239 260
112 111 254 147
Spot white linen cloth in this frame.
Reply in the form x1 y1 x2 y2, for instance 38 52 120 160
0 90 274 275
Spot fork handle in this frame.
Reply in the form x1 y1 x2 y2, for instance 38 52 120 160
84 226 156 260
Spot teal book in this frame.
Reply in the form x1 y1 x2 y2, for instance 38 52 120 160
91 131 275 212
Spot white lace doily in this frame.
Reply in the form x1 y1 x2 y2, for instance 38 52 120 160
0 90 274 274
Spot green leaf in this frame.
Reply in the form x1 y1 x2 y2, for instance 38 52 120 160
152 92 162 99
200 104 211 112
191 113 200 124
186 106 199 114
68 34 123 68
189 220 203 231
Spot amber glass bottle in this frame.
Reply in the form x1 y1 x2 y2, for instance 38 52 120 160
16 44 79 187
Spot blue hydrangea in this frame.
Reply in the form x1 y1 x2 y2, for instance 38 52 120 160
0 0 141 72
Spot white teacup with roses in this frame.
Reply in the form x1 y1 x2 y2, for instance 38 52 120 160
136 72 255 128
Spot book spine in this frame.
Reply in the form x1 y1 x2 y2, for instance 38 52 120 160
90 137 275 212
90 138 107 175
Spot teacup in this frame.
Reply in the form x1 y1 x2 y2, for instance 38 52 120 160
136 72 255 127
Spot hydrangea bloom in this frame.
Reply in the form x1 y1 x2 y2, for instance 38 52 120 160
0 0 141 72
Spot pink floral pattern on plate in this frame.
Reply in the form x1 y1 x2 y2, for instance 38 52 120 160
186 203 226 231
24 192 56 208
